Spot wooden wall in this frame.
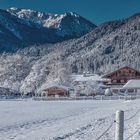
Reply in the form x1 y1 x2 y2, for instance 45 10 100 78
104 67 140 85
45 87 69 97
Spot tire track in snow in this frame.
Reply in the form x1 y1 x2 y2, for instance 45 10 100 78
53 124 92 140
0 108 98 140
52 116 114 140
0 109 90 133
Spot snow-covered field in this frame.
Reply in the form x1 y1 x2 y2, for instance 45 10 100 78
0 99 140 140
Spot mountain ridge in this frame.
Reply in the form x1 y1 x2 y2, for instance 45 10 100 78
0 7 96 52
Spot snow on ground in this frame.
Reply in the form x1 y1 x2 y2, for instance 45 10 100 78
0 99 140 140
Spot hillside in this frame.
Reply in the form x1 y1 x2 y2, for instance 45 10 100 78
0 11 140 94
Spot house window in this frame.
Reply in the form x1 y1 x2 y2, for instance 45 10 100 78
129 70 133 73
120 89 126 93
121 80 125 83
117 80 121 83
112 89 118 93
127 89 134 92
112 80 117 83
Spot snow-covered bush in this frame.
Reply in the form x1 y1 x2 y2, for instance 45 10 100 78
105 88 112 96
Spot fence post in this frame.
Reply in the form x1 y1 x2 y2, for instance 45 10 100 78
115 110 124 140
101 95 103 100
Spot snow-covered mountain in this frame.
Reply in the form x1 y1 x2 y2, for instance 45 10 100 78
7 7 96 35
0 8 96 52
0 10 140 95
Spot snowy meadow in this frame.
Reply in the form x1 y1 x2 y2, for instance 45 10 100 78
0 99 140 140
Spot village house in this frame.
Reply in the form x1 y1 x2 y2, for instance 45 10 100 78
71 73 110 96
102 66 140 96
103 66 140 86
71 73 110 86
42 85 74 98
111 80 140 95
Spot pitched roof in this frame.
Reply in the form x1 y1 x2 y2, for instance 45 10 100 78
102 66 140 78
71 74 109 82
45 84 73 91
123 80 140 88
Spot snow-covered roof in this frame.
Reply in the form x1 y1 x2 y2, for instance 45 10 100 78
123 80 140 88
71 74 109 82
45 84 73 91
103 66 140 78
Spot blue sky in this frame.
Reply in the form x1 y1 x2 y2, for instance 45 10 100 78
0 0 140 25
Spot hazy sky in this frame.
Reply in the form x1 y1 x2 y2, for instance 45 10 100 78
0 0 140 25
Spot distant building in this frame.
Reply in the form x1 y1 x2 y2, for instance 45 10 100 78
111 80 140 95
72 73 110 84
71 73 110 96
103 66 140 86
42 85 73 97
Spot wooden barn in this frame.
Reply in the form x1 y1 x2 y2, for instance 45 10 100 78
103 66 140 86
42 86 73 97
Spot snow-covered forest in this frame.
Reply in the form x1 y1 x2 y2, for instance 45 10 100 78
0 13 140 95
0 8 140 95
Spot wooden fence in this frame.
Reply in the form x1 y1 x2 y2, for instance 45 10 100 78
33 95 140 101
